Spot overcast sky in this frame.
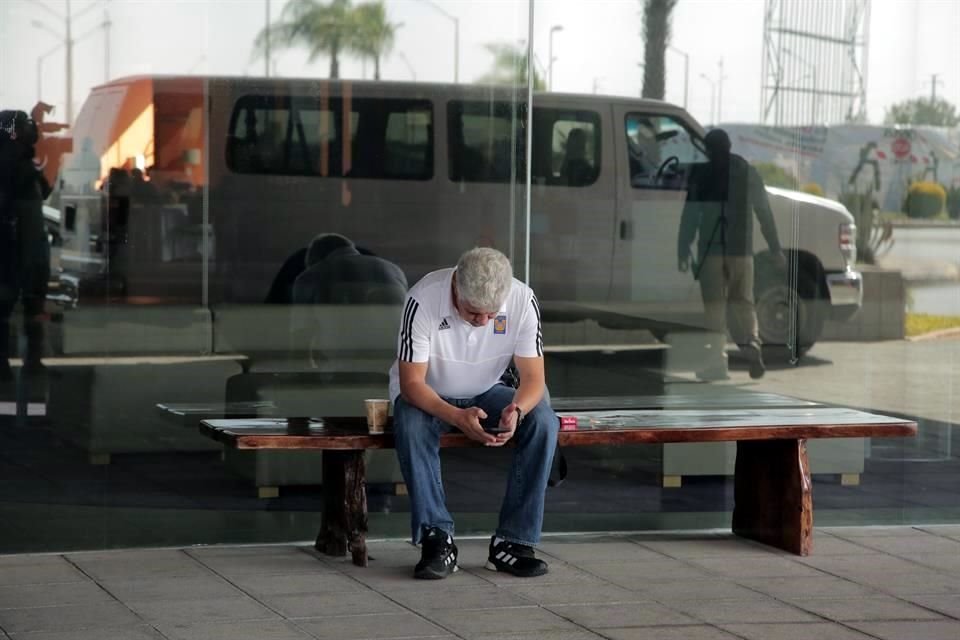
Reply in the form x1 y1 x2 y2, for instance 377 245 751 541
1 0 958 127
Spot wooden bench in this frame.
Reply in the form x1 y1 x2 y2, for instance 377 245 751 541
200 404 916 567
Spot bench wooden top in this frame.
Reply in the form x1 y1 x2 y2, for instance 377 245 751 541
200 406 916 451
157 401 279 427
163 392 816 426
551 393 821 410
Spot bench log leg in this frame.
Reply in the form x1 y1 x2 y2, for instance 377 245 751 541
315 450 368 567
732 438 813 556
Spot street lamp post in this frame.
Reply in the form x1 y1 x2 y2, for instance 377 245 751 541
397 52 416 81
31 0 107 125
700 73 716 124
548 25 563 92
416 0 459 83
667 45 689 109
37 44 64 103
716 58 726 122
66 0 72 124
103 9 111 82
30 18 70 118
264 0 271 77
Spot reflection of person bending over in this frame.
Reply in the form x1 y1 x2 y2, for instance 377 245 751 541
289 233 408 366
678 129 785 381
292 233 407 305
390 247 558 580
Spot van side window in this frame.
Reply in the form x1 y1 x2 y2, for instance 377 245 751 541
227 96 432 180
448 102 601 186
448 101 523 183
626 114 706 190
384 109 432 179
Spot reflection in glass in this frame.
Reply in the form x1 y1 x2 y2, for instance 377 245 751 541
0 0 956 556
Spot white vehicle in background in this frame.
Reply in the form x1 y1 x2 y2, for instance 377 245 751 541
757 187 861 353
55 77 861 356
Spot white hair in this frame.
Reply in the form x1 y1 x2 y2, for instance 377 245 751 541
455 247 513 311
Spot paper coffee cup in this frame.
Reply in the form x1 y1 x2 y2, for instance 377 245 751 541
365 399 389 433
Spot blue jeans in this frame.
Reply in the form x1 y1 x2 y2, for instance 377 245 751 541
393 383 559 547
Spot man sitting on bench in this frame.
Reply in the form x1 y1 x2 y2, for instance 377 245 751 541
389 247 559 580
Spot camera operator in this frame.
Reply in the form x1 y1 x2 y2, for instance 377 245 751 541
1 109 52 390
677 129 785 381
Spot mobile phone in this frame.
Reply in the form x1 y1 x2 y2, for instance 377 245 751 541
484 426 510 434
480 415 509 434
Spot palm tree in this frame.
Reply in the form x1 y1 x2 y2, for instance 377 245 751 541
253 0 357 79
641 0 678 100
352 1 401 81
476 42 546 90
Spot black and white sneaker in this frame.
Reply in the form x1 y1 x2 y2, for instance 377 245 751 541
485 536 549 577
414 527 458 580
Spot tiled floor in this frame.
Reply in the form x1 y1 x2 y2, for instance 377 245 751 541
3 527 960 639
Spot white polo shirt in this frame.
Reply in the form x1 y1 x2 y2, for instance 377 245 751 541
388 268 543 402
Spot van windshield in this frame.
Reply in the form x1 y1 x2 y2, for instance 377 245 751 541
626 113 708 189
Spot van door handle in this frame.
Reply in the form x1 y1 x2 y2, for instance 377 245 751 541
619 220 633 240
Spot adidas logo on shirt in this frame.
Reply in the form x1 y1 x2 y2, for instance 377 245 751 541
438 317 451 331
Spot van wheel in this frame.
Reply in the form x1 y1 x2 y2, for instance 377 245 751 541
752 271 824 362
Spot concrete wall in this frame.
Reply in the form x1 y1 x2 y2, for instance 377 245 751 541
822 266 905 341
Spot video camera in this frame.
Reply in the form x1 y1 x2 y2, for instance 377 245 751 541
0 110 40 150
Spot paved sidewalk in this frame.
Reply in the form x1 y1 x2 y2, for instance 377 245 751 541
665 338 960 426
3 527 960 639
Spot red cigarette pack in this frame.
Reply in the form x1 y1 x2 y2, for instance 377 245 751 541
559 415 578 431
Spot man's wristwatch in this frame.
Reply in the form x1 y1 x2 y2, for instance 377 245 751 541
515 406 523 426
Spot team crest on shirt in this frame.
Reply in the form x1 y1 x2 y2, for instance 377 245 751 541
493 314 507 335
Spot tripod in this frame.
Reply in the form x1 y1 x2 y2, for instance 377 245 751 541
692 199 727 283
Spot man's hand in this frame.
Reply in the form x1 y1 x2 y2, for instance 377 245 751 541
490 402 521 446
678 252 690 272
453 407 498 445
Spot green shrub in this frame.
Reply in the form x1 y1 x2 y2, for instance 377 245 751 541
801 182 824 197
903 181 946 218
752 162 798 190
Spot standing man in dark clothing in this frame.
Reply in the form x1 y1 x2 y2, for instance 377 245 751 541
0 110 51 388
677 129 785 380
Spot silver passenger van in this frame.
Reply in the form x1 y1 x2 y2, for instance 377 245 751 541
60 76 862 354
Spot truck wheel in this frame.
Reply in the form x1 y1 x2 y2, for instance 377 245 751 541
752 271 824 361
